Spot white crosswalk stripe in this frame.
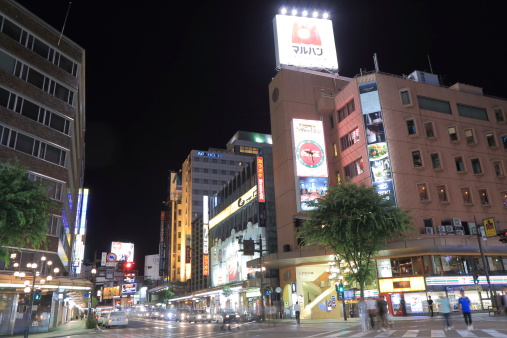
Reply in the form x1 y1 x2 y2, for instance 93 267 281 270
483 330 507 337
320 331 352 337
456 329 477 337
431 330 446 337
402 330 418 337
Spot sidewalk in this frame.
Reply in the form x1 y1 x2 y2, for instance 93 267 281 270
8 319 97 338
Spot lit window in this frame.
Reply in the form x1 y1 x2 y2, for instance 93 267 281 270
406 120 416 135
333 143 338 157
460 187 473 205
471 158 482 174
464 129 475 145
424 122 435 138
430 153 441 169
455 156 465 172
336 172 341 185
493 107 505 122
493 161 505 177
486 132 497 147
501 191 507 207
417 183 429 201
448 126 458 142
436 185 448 203
478 189 489 205
501 135 507 150
412 150 423 167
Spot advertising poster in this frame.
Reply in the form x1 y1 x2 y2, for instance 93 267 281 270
292 119 329 211
185 235 191 264
273 14 338 70
203 254 209 276
483 217 497 237
111 242 134 262
359 81 396 205
121 283 137 294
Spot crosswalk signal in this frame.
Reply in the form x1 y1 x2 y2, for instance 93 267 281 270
339 283 344 293
473 274 479 284
498 230 507 243
335 282 344 300
33 288 42 300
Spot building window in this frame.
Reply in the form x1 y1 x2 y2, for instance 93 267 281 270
436 185 448 203
501 135 507 150
430 153 441 169
337 99 355 122
336 172 341 185
230 161 235 165
203 158 209 162
178 244 181 250
493 161 505 177
464 129 475 145
423 218 433 228
221 160 226 164
239 146 259 154
340 128 360 151
193 167 200 172
486 132 497 147
406 119 416 135
478 189 490 205
455 156 465 172
417 183 429 201
344 158 364 179
178 210 182 215
424 122 435 138
178 232 181 238
412 150 423 167
501 192 507 207
212 169 218 174
493 108 505 123
471 158 482 174
460 187 473 205
194 157 200 161
333 143 338 156
193 189 199 194
400 89 411 106
212 180 218 184
448 127 459 142
212 159 217 163
203 169 208 173
329 115 335 129
178 221 181 227
417 96 452 114
203 179 209 184
193 178 200 183
457 104 488 121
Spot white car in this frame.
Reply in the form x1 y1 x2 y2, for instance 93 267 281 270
104 310 128 328
98 312 109 326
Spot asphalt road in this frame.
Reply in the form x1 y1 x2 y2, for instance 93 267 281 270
81 313 507 337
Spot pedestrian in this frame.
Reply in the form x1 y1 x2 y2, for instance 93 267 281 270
458 290 473 330
293 302 301 325
365 297 377 330
427 295 434 317
357 297 369 332
438 295 453 331
377 296 389 332
501 286 507 315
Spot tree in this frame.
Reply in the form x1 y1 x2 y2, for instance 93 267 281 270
0 160 56 263
297 183 412 297
156 289 175 304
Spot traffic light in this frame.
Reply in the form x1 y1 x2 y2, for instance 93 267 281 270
124 262 134 270
498 230 507 243
338 283 344 293
33 288 42 300
473 274 480 284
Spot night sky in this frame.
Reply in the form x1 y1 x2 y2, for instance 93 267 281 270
14 1 507 269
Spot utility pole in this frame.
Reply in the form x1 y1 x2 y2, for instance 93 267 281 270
474 216 497 311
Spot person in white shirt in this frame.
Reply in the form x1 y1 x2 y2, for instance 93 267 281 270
357 298 369 331
366 298 377 330
293 302 301 325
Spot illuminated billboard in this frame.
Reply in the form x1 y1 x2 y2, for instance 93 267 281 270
273 14 338 70
209 186 257 229
121 283 137 294
111 242 134 262
292 119 329 211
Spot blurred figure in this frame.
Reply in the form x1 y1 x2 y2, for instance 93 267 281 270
293 302 301 325
377 296 389 332
357 297 368 332
458 290 473 331
427 295 434 317
365 297 377 330
501 286 507 315
438 295 453 331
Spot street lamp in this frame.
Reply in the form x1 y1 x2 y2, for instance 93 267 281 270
87 268 97 327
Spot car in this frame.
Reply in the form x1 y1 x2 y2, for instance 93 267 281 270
187 309 212 323
151 308 165 320
214 308 241 324
104 310 128 328
163 309 177 321
174 308 190 322
98 312 109 326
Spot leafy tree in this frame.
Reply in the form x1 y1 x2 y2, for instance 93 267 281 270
0 160 56 263
156 289 175 304
222 283 233 298
297 183 412 297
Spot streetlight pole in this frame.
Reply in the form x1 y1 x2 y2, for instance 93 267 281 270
474 216 497 311
87 268 97 326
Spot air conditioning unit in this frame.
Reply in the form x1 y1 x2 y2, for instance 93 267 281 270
437 226 446 234
445 225 455 234
425 227 434 234
455 230 465 236
452 218 462 227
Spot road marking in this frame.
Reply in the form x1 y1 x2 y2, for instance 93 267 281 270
402 330 418 337
319 330 352 337
431 330 446 337
483 330 507 337
348 331 370 337
455 329 477 337
374 331 396 337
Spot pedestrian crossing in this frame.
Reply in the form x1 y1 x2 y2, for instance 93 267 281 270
319 329 507 337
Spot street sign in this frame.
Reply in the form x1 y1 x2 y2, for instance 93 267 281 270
106 253 117 262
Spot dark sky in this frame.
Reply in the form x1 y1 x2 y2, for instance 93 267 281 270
15 1 507 268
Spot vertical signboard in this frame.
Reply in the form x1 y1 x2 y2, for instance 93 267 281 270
291 119 329 211
203 195 209 254
159 211 166 273
483 217 497 237
169 171 182 201
358 81 396 204
185 235 191 264
203 254 209 276
257 156 267 227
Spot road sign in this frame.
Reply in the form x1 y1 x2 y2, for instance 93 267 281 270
106 253 117 262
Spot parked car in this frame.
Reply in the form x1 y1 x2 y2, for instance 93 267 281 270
214 308 241 323
174 308 191 322
150 308 165 320
104 310 128 328
163 309 177 321
187 309 212 323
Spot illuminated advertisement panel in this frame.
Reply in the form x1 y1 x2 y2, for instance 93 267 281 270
257 157 265 203
185 235 191 264
169 172 182 201
121 283 137 294
111 242 134 262
292 119 329 211
203 254 209 276
209 186 257 229
378 277 426 293
273 15 338 70
358 81 396 204
483 217 497 237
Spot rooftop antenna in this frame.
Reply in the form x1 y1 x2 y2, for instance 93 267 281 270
427 54 434 74
373 53 379 72
58 2 72 46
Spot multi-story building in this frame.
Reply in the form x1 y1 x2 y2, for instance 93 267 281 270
264 65 507 319
0 0 88 334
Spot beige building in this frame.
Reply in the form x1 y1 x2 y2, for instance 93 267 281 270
262 66 507 319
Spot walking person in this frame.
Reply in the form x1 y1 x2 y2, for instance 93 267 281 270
366 297 377 330
458 291 473 330
377 296 389 332
357 297 369 331
427 295 434 317
438 295 453 331
293 302 301 325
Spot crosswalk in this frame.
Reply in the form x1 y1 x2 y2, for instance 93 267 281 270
318 329 507 337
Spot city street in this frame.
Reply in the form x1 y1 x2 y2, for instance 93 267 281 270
65 313 507 338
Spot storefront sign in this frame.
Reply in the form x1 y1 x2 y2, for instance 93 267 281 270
121 283 137 294
298 271 315 279
379 277 425 292
209 186 257 229
446 285 482 292
246 291 261 298
426 276 507 285
483 217 497 237
203 254 209 276
376 258 393 278
257 157 265 202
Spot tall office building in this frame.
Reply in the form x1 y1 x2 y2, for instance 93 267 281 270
0 0 87 333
